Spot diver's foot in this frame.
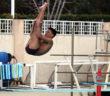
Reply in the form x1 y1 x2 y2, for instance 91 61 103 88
39 2 48 10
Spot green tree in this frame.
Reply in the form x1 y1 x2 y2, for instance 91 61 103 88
0 0 11 14
1 0 110 16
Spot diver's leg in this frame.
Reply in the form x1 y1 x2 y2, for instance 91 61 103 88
26 2 48 50
30 2 48 37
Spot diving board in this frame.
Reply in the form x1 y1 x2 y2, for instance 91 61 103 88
51 54 110 89
34 60 110 89
54 60 110 89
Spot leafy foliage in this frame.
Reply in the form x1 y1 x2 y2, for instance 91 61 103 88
0 0 110 20
1 13 110 22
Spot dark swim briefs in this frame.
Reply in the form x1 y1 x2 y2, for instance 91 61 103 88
25 45 38 55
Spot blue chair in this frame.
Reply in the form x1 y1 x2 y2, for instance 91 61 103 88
0 52 9 64
0 52 16 64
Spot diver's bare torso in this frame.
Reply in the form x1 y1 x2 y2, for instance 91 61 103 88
34 38 53 55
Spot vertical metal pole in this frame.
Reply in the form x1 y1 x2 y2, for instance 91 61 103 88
95 30 98 53
71 27 74 96
11 0 15 18
71 27 83 96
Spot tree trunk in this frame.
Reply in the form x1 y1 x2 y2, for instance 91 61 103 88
50 0 58 20
57 0 66 20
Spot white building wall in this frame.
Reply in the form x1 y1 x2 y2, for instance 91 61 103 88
0 35 13 54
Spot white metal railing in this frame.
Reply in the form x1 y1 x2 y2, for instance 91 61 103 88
0 19 13 34
0 19 103 35
24 20 103 35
